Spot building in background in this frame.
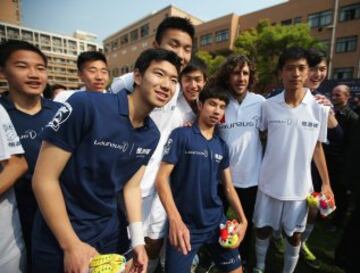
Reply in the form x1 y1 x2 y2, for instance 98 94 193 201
239 0 360 79
105 0 359 81
103 5 203 78
0 0 21 26
0 21 102 92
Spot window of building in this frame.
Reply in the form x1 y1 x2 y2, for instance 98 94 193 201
140 24 149 38
111 40 118 50
0 25 5 36
130 30 138 42
120 34 128 45
333 67 353 79
281 19 292 25
339 4 360 22
215 29 229 42
308 10 332 28
7 27 20 39
87 44 96 51
336 36 358 53
200 34 213 46
294 16 302 24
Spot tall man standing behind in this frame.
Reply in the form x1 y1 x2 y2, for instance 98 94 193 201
110 16 194 272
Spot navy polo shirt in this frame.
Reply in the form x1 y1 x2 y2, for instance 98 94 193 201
35 90 160 246
0 95 62 243
162 124 230 233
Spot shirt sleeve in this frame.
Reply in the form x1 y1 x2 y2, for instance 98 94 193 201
161 128 183 165
220 142 230 170
259 101 268 131
318 105 329 143
42 93 91 152
0 106 24 160
109 73 135 94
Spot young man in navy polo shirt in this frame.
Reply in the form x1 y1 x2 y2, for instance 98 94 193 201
156 86 247 273
0 39 62 272
31 48 181 273
110 16 195 272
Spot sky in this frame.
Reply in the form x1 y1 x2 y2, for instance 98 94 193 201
22 0 286 43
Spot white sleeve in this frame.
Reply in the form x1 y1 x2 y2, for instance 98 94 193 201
259 101 268 132
109 72 135 94
54 90 75 103
318 105 329 143
0 106 24 160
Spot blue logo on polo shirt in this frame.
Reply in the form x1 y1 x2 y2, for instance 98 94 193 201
48 102 73 132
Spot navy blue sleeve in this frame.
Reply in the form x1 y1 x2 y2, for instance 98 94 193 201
162 128 183 165
220 141 230 170
327 124 343 145
43 93 91 152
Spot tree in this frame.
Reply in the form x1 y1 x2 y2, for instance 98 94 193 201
234 19 325 93
195 50 226 76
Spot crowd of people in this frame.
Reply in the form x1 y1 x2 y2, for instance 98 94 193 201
0 15 359 273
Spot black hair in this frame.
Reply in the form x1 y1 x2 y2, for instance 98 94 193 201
77 51 107 71
209 54 257 91
155 16 195 44
308 47 328 68
0 39 47 67
134 48 182 75
180 57 208 81
199 84 230 105
277 47 310 71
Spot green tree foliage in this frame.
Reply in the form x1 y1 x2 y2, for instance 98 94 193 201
195 50 226 76
234 19 325 93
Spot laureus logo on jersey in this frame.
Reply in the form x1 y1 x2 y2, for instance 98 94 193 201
163 138 173 155
48 102 73 131
214 153 223 163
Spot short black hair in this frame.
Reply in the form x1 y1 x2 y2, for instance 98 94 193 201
277 47 310 71
0 39 47 67
180 57 208 81
199 84 230 105
77 51 107 71
209 54 257 91
134 48 182 76
308 47 328 68
155 16 195 44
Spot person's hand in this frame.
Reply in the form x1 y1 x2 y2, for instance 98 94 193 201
314 94 333 107
234 221 247 246
129 245 148 273
321 184 334 201
168 217 191 255
63 240 98 273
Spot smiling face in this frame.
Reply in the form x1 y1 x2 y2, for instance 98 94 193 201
0 50 48 97
306 59 327 90
229 63 250 100
181 69 206 103
78 60 109 92
154 29 192 71
134 60 178 108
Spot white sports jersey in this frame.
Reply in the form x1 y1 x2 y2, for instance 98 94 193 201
259 89 329 200
54 88 106 103
0 104 25 267
110 72 181 196
218 92 265 188
172 92 197 128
